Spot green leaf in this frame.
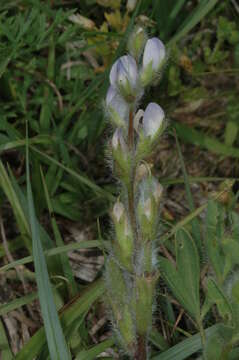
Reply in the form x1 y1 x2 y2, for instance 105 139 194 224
151 324 221 360
41 167 78 296
206 278 232 323
15 279 104 360
25 137 70 360
175 135 202 250
169 0 219 45
205 201 225 284
0 240 104 273
76 338 114 360
174 122 239 159
160 229 200 319
176 229 200 317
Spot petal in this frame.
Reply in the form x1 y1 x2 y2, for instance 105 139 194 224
107 91 130 122
143 102 164 138
109 55 138 88
106 86 118 105
143 38 166 71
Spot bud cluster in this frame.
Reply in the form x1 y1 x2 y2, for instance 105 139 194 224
104 27 166 359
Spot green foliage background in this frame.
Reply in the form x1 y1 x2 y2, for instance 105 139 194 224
1 0 239 359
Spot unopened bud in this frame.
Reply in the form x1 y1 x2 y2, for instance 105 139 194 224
128 26 147 60
112 201 134 270
111 129 131 186
141 37 166 86
137 176 163 241
110 55 139 101
143 38 166 71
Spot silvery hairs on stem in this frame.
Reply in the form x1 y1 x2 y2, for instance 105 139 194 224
104 26 166 359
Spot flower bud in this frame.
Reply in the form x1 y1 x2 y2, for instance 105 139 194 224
106 86 129 128
137 176 163 242
110 55 139 101
128 26 147 61
141 37 166 86
143 103 164 139
112 129 131 186
112 201 134 270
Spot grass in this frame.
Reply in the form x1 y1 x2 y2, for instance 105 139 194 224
0 0 239 359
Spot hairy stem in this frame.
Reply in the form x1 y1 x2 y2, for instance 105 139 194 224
128 109 147 360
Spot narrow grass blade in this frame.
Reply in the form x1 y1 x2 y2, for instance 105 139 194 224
151 324 220 360
174 122 239 158
26 139 70 359
0 319 13 360
0 240 104 272
31 145 114 201
40 167 78 296
168 0 219 45
0 161 31 250
15 279 104 360
76 338 114 360
175 135 202 249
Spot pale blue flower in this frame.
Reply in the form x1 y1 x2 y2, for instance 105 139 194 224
106 86 129 126
143 38 166 71
110 55 138 95
143 103 164 138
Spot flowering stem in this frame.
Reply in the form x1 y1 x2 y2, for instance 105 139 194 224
127 109 147 360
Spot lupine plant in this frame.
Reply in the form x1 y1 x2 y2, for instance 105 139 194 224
104 27 166 359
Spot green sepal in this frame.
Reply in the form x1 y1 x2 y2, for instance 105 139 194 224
140 62 155 87
108 106 127 129
112 210 134 271
134 273 158 335
112 149 132 187
105 258 136 354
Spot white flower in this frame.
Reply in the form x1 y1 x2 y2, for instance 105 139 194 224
143 38 166 72
112 128 127 152
110 55 138 94
143 103 164 138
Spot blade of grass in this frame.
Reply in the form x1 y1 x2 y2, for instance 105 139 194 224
76 338 114 360
174 122 239 158
0 160 31 250
158 185 232 248
0 283 63 316
26 129 70 360
40 167 78 296
31 145 114 201
175 134 202 249
15 279 104 360
151 324 220 360
0 240 104 272
168 0 219 45
0 319 13 360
